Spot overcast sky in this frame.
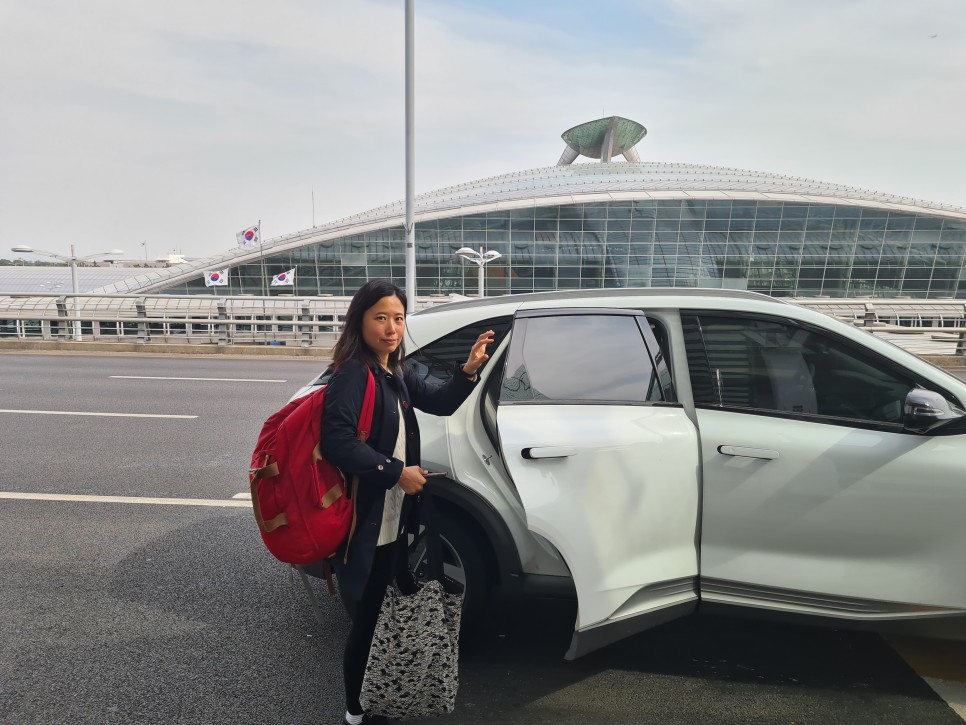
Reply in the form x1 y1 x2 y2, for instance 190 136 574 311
2 0 965 261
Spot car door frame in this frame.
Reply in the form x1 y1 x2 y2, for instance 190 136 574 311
494 306 702 658
682 308 966 624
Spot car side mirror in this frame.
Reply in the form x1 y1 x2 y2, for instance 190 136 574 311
903 388 966 434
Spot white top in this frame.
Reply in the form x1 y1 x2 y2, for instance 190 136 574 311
377 398 407 546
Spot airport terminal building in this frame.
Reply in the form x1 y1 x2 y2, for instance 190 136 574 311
95 118 966 300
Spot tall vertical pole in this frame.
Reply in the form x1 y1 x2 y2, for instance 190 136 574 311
258 217 266 297
69 243 81 340
479 247 485 297
404 0 416 313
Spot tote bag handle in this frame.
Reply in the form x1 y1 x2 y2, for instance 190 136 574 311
421 483 446 585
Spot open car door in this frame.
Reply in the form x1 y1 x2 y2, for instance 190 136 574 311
495 308 701 658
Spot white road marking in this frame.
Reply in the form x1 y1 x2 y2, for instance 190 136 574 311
110 376 287 383
924 678 966 720
232 492 252 500
922 677 966 721
888 635 966 722
0 492 250 507
0 409 197 419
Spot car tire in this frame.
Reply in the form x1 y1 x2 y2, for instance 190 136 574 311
408 507 491 642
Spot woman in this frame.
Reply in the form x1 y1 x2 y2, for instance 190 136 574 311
321 279 493 725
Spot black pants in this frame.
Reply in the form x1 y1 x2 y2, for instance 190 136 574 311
342 543 396 716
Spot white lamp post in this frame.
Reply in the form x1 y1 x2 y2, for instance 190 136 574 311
455 246 502 297
11 244 124 340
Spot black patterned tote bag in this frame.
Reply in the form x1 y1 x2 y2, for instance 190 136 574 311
360 487 463 719
359 579 462 719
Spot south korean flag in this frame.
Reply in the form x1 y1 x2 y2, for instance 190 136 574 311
204 269 229 286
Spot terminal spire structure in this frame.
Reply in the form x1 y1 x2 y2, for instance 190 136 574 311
557 116 647 165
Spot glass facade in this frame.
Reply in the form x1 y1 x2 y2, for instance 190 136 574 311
169 200 966 299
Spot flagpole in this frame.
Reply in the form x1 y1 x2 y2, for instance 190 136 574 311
258 218 266 297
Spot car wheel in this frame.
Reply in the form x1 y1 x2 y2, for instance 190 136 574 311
408 507 491 640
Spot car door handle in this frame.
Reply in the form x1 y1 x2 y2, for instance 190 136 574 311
717 445 780 460
522 446 578 460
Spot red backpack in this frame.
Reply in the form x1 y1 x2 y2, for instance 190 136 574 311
248 370 376 568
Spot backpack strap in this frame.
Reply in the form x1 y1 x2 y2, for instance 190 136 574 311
311 445 349 508
357 367 377 441
343 368 377 565
248 455 289 532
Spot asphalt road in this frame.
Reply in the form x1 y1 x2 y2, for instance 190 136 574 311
1 353 963 725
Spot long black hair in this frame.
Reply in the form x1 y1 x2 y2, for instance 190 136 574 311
331 279 408 372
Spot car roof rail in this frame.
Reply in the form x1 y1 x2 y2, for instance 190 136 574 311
413 287 786 315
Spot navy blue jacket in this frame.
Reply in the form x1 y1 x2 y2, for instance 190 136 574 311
320 358 477 602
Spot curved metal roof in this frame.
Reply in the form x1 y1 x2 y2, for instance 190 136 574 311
0 266 142 295
93 162 966 294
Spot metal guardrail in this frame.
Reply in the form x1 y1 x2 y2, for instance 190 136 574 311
0 293 455 348
1 293 964 356
792 299 966 357
791 298 966 327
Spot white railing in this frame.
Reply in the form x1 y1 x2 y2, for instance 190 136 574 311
1 293 964 356
789 298 966 357
0 293 455 348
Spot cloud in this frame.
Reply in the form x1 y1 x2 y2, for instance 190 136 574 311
2 0 965 260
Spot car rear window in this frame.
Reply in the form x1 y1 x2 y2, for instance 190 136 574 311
406 316 511 385
501 314 662 403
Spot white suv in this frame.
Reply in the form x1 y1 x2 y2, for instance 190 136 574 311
302 288 966 658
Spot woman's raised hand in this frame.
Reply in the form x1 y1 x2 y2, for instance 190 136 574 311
462 330 495 377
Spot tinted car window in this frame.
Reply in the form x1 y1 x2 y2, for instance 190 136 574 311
406 316 511 385
501 314 660 403
683 314 914 424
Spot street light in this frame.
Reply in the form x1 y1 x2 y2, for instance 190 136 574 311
455 247 502 298
11 244 124 340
